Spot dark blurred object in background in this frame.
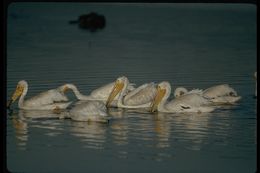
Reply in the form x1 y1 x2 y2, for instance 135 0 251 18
69 12 106 32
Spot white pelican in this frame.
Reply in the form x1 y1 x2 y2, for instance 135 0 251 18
174 84 241 104
254 72 257 97
7 80 72 110
69 101 110 123
106 76 157 108
61 81 135 103
151 81 215 113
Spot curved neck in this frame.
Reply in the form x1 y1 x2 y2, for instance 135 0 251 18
70 84 98 100
18 83 28 108
118 83 151 109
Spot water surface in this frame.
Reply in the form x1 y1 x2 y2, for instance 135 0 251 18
7 3 256 173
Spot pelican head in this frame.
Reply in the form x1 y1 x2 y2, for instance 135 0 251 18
7 80 27 108
59 84 75 93
150 81 171 113
106 76 129 107
174 87 188 98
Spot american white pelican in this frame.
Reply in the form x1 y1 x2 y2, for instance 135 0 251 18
61 81 135 103
174 84 241 104
7 80 72 110
106 76 157 109
69 101 110 123
255 72 257 97
151 81 215 113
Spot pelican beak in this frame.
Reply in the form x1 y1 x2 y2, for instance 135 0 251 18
106 80 124 107
150 86 166 113
7 84 24 108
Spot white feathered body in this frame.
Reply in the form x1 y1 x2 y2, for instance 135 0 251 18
174 84 241 104
22 89 69 108
165 93 215 113
90 82 135 101
11 80 72 110
69 101 109 122
123 82 157 106
202 84 241 104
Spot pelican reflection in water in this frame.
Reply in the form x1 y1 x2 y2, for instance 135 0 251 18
154 113 173 149
69 121 107 150
10 113 28 150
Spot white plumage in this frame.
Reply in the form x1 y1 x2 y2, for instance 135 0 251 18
7 80 72 110
61 81 135 102
151 81 215 113
174 84 241 104
106 76 157 108
69 101 109 123
174 87 203 98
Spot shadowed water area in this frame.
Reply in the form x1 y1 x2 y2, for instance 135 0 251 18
6 3 256 172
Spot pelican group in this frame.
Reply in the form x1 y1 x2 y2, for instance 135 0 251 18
151 81 215 113
7 76 244 121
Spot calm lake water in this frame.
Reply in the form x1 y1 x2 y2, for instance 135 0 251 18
6 3 257 173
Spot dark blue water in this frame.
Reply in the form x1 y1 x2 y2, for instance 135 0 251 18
6 3 256 173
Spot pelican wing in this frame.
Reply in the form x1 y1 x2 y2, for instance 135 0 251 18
166 93 211 109
23 89 68 107
203 84 238 98
70 101 108 122
90 82 115 100
73 101 106 113
90 82 136 100
123 82 157 106
22 101 72 110
166 96 214 113
210 95 241 104
126 83 136 92
188 88 203 95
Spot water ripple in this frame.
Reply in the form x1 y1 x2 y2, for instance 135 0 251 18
6 3 256 172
